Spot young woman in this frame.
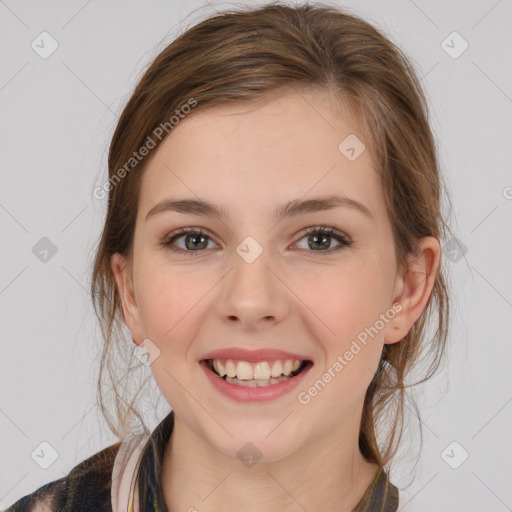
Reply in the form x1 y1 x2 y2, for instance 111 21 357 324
5 2 451 511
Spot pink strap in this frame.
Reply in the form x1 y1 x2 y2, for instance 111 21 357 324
111 431 150 512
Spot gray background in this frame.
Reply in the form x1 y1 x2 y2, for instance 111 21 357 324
1 1 511 511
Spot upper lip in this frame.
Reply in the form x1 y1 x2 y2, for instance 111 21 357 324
200 348 312 362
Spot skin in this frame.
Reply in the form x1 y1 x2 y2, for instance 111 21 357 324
111 87 440 512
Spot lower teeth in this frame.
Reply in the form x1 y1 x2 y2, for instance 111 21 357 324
224 375 291 387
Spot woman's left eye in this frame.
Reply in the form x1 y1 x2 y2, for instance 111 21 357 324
161 226 351 257
293 226 351 256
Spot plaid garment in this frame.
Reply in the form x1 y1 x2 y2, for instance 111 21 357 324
4 410 399 511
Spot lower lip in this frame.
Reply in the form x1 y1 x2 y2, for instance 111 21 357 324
200 360 313 403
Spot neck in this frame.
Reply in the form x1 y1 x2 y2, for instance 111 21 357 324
160 414 379 512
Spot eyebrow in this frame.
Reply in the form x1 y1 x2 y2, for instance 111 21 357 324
145 194 373 222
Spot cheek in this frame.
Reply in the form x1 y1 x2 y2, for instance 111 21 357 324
304 275 388 408
135 264 212 410
300 260 391 377
306 258 390 328
134 259 204 351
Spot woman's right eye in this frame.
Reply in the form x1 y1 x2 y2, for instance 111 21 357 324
161 228 218 256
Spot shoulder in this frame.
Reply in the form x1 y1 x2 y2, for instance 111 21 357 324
3 442 122 512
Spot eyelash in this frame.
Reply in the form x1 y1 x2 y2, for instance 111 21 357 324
161 226 351 257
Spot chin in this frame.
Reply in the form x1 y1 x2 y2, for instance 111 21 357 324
208 425 302 465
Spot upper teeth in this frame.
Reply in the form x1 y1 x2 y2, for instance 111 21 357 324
211 359 302 380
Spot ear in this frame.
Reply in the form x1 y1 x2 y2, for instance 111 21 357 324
110 252 143 344
384 236 441 345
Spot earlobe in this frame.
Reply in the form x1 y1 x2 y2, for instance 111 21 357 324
384 236 441 345
110 252 143 343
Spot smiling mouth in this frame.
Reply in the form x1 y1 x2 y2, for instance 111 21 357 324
203 358 312 387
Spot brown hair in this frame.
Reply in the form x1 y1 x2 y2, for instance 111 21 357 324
90 1 453 470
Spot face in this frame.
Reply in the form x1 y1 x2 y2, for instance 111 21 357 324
111 88 436 462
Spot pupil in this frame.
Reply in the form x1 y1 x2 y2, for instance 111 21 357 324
310 234 329 250
186 234 207 250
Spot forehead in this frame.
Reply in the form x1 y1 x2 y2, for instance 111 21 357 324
138 89 386 224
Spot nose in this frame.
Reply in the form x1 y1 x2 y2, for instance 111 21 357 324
215 247 290 329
